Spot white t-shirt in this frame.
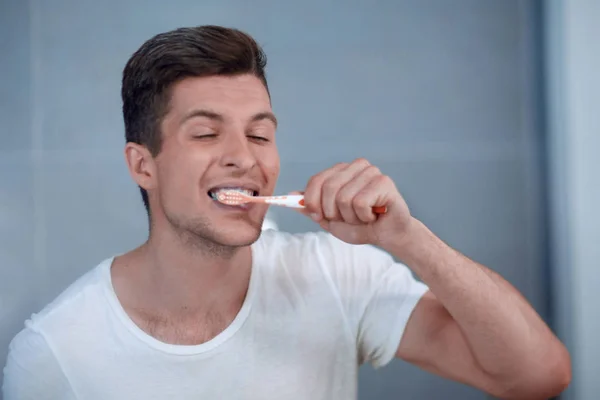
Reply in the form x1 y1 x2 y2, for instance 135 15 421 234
3 230 428 400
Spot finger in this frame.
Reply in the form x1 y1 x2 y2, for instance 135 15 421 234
337 165 382 224
353 174 395 223
287 191 308 215
303 163 347 220
321 158 371 221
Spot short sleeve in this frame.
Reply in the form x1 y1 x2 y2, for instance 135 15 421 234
2 323 76 400
317 233 429 369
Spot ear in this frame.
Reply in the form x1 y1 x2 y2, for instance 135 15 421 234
124 142 157 191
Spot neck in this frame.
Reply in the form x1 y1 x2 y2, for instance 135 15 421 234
116 222 252 319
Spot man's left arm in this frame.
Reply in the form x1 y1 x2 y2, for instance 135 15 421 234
389 218 571 400
300 158 571 400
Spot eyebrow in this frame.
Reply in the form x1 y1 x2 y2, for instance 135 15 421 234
180 109 278 128
251 111 278 128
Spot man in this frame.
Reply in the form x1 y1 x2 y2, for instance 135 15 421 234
3 25 570 399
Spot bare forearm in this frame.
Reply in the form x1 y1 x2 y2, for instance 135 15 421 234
384 218 569 382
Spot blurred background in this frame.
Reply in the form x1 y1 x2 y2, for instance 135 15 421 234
0 0 598 399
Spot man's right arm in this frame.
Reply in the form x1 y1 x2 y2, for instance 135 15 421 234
3 327 76 400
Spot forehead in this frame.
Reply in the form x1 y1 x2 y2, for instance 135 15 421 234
168 74 271 116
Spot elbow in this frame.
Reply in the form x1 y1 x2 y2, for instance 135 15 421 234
494 343 572 400
535 347 572 399
547 345 572 396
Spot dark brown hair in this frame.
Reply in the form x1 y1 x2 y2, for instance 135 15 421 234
121 25 269 215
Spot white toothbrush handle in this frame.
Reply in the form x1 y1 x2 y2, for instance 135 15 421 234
263 195 305 209
262 194 387 214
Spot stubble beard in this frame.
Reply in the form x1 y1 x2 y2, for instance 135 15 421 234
165 212 265 260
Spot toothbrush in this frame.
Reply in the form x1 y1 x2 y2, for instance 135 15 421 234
216 190 387 214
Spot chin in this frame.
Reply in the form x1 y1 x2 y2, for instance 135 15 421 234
165 209 263 249
193 214 264 248
212 224 263 247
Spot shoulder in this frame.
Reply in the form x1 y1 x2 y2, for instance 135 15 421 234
5 324 54 368
4 258 113 393
3 323 78 398
3 324 73 398
19 257 113 340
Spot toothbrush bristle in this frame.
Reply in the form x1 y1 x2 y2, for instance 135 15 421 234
216 190 248 205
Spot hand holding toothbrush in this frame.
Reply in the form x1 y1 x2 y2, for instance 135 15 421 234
298 158 413 248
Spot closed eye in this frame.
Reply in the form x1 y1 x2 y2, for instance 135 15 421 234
247 135 270 143
193 134 218 140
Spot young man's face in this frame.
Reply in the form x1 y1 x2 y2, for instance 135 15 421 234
149 74 280 248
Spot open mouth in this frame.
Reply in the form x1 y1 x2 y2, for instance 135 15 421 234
207 187 259 201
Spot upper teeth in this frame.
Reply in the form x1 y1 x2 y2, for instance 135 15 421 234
212 188 254 197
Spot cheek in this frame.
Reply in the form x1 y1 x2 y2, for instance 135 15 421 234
260 153 280 184
156 151 200 195
156 162 185 203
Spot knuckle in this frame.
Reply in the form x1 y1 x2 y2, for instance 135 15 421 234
376 174 391 185
367 165 381 175
323 178 338 192
323 204 338 219
336 190 353 208
354 158 370 167
302 190 318 209
306 174 323 187
304 198 318 210
353 195 369 209
305 192 320 205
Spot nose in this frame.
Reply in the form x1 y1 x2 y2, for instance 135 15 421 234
220 132 256 171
